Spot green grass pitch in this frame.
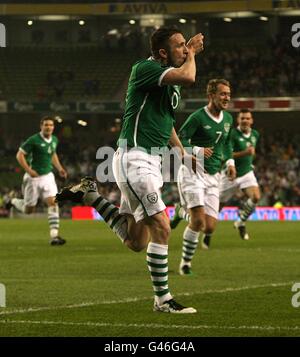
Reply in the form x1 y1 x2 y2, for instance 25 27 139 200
0 219 299 337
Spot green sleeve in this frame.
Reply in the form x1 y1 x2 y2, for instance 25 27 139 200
20 136 34 155
178 113 200 149
134 60 172 91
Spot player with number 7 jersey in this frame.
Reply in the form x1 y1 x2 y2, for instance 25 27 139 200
170 79 236 276
179 105 233 175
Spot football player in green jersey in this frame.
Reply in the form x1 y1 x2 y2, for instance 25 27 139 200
56 27 204 313
7 116 67 245
170 79 236 275
219 108 260 240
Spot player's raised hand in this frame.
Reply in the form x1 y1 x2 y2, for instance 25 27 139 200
187 33 204 55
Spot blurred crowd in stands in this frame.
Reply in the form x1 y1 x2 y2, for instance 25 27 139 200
1 125 299 217
183 36 300 98
10 34 299 102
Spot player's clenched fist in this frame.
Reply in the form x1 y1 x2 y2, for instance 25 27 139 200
187 33 204 55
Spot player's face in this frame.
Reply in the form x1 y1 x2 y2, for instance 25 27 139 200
238 112 253 132
166 33 188 68
211 84 231 111
41 120 55 138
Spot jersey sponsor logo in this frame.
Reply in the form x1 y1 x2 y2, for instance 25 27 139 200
147 192 158 204
204 125 211 130
239 138 244 141
41 143 46 147
224 122 230 133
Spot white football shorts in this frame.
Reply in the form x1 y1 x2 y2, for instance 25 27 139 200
112 147 166 223
219 170 259 203
22 172 58 206
177 164 221 219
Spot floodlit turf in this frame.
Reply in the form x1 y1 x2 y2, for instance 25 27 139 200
0 218 299 337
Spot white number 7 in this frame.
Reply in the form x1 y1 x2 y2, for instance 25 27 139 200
215 131 222 144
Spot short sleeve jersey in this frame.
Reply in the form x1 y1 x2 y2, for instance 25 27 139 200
231 127 259 177
118 58 180 154
20 133 58 175
179 106 234 175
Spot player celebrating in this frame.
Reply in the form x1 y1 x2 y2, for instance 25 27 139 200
170 79 236 275
219 108 260 240
6 116 67 245
56 27 204 313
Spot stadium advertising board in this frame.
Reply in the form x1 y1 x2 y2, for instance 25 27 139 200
72 206 300 221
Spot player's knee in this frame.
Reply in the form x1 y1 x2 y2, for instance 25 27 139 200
204 223 215 235
252 193 261 204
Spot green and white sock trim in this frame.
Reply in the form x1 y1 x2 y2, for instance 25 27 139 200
182 226 199 263
239 198 256 222
179 207 190 222
11 198 25 213
147 242 172 304
48 205 60 239
84 191 128 242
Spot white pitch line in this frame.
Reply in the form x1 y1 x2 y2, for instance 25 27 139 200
0 281 294 317
0 319 300 332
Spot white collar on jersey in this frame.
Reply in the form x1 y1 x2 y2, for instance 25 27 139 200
237 126 251 138
40 132 52 144
204 105 224 123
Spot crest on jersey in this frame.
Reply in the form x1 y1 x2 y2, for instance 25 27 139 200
224 122 230 133
147 192 158 204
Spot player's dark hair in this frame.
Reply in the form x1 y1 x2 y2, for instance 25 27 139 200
150 26 184 59
239 108 251 114
40 116 55 125
207 79 230 95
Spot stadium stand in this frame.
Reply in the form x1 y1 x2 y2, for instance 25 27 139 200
0 35 299 101
0 46 137 101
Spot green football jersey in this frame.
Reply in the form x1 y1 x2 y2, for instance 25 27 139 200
20 133 58 175
179 106 233 175
118 58 180 154
231 127 259 177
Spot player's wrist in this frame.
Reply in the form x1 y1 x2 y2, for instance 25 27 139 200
225 159 235 168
